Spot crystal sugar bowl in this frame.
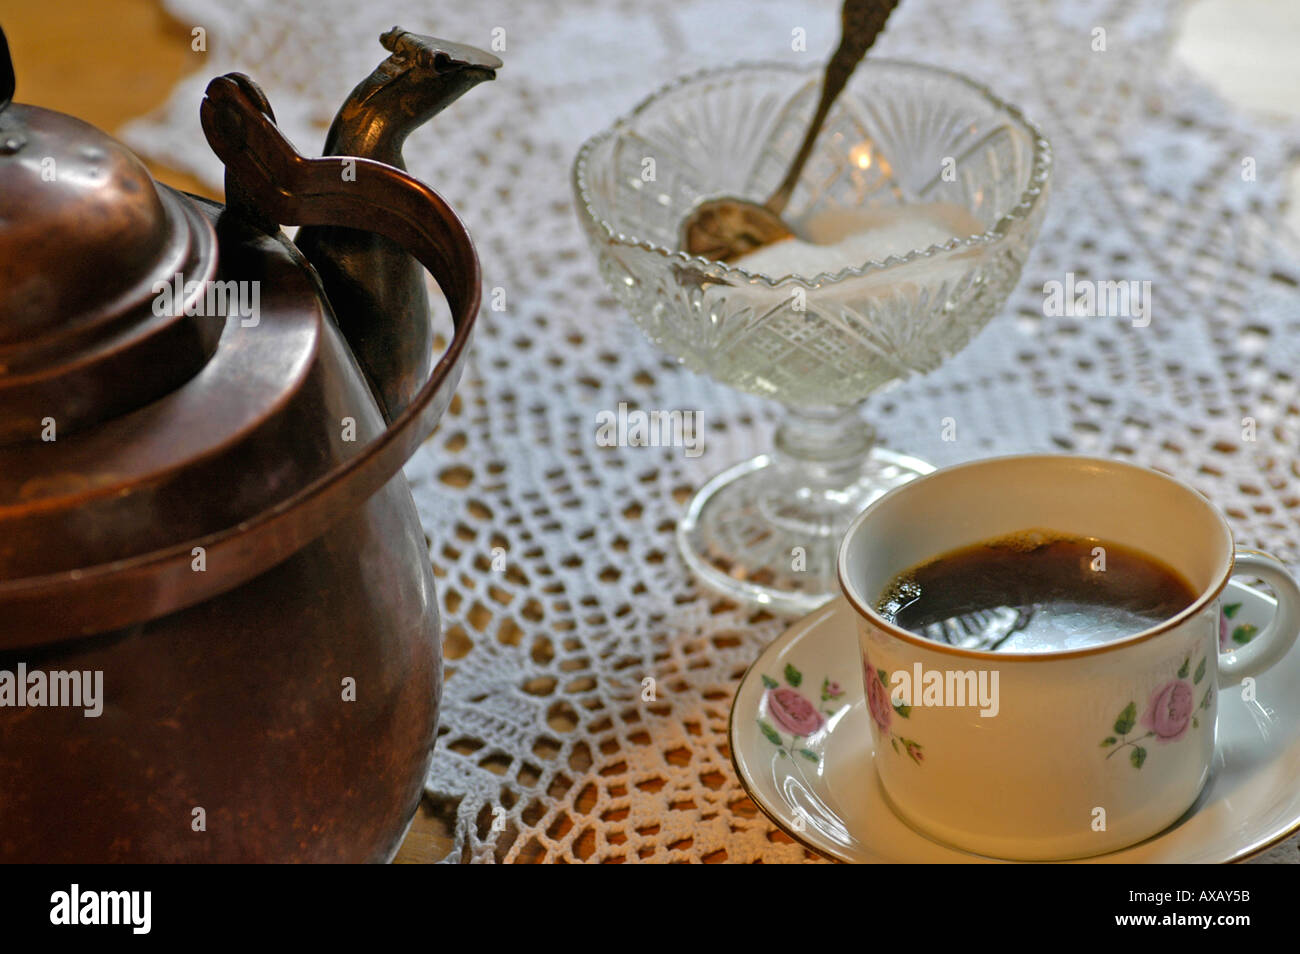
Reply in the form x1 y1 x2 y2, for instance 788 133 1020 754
573 60 1051 614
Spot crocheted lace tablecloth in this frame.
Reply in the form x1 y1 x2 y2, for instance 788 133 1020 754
126 0 1300 863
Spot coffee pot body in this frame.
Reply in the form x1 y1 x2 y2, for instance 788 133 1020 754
0 27 498 861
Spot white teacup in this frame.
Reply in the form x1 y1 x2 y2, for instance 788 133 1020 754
837 454 1300 860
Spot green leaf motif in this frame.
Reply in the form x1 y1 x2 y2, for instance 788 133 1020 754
799 749 819 763
1100 736 1117 747
1176 658 1189 679
1193 716 1199 729
1233 624 1258 646
761 675 778 690
1114 702 1137 736
1199 686 1213 711
1193 657 1207 685
784 664 802 687
877 668 888 687
893 702 911 718
891 738 899 754
757 720 782 746
1130 746 1147 769
1223 602 1241 619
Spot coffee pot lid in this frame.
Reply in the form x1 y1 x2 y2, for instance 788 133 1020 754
0 30 222 443
0 30 484 648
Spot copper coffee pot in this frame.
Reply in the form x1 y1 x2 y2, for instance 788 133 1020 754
0 26 498 861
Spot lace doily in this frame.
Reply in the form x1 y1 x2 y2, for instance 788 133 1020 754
125 0 1300 863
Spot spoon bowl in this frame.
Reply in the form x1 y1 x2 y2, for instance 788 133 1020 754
679 195 793 262
679 0 898 263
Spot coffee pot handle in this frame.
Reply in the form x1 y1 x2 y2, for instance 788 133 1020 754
199 72 480 428
200 73 479 322
1218 550 1300 680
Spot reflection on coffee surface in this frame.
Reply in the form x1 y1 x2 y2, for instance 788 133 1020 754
874 531 1199 652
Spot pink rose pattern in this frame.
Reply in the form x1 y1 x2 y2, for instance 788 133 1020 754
768 687 825 736
1103 652 1213 769
820 678 844 702
755 659 923 766
864 656 893 732
1143 680 1194 742
756 663 831 765
863 653 923 765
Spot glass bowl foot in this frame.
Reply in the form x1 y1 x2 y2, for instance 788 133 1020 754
677 448 934 615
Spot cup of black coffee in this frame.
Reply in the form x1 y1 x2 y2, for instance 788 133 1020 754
837 454 1300 860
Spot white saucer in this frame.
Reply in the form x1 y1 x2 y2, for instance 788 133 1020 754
729 581 1300 863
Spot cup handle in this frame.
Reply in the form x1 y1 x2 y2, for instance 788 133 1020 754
1218 549 1300 681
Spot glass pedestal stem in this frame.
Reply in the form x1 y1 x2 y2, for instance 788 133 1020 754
676 404 932 615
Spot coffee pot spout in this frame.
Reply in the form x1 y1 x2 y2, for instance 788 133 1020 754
295 28 500 421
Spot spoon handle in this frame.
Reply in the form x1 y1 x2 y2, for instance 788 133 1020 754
766 0 899 216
